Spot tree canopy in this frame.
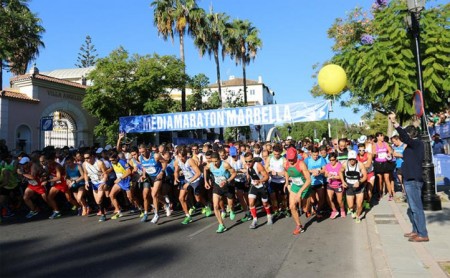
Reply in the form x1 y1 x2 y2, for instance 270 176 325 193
75 35 98 68
0 0 45 89
311 0 449 122
82 47 188 143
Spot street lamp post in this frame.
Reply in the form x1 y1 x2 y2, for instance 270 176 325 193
406 0 442 211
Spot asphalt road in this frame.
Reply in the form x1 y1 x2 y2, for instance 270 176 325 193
0 208 373 278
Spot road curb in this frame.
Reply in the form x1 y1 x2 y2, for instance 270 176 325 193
365 211 392 278
389 201 448 278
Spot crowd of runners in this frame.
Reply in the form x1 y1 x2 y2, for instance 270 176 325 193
0 131 407 234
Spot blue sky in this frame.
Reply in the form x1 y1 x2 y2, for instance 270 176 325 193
2 0 445 124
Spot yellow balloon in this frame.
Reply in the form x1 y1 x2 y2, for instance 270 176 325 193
318 64 347 95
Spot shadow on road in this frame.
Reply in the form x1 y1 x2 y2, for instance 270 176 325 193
0 224 185 277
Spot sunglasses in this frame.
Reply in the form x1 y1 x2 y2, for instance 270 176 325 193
245 160 254 163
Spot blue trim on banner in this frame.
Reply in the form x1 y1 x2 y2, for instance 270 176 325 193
119 101 329 133
435 154 450 186
430 122 450 139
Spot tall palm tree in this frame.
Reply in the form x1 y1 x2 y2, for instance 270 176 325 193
0 0 45 90
226 19 262 105
151 0 203 112
193 9 231 106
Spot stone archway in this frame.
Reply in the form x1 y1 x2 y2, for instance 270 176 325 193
16 124 32 153
266 127 282 142
44 111 77 148
40 101 89 149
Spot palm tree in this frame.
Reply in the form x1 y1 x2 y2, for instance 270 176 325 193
151 0 203 112
226 19 262 105
193 9 231 106
0 0 45 90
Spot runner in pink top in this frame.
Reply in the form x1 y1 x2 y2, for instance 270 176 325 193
372 132 394 201
324 153 345 219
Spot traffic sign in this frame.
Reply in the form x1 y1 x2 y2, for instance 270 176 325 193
41 117 53 131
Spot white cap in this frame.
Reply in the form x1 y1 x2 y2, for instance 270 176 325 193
104 144 112 151
348 150 357 160
357 135 367 144
19 157 30 164
286 136 292 140
214 139 220 143
96 148 103 154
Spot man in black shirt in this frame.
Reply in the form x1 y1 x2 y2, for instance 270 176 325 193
389 113 429 242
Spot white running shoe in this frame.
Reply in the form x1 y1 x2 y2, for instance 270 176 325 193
267 214 273 225
249 218 258 229
165 204 171 217
151 214 160 224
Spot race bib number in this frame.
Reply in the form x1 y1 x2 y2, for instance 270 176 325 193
116 173 123 179
214 176 226 185
235 173 246 182
378 152 387 159
291 177 304 186
146 167 157 175
28 179 38 186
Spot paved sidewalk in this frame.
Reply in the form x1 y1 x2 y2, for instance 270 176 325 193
367 186 450 278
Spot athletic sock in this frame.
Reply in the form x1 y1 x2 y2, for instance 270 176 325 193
264 206 271 215
250 207 257 218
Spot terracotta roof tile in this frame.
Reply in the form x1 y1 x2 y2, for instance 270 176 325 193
0 89 40 103
209 78 260 88
10 73 87 89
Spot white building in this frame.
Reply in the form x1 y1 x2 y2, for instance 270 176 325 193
209 75 276 141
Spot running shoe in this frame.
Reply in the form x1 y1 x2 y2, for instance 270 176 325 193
140 211 145 218
150 214 160 224
330 211 339 219
201 207 206 214
273 210 280 218
216 224 227 233
97 210 102 216
363 201 371 210
249 218 258 229
99 215 106 222
188 206 196 215
111 212 123 220
49 211 61 219
267 214 273 225
165 204 172 217
181 215 192 225
284 210 291 218
141 214 148 222
229 211 236 221
221 211 226 220
77 207 83 216
340 209 346 218
355 217 361 223
241 213 251 222
293 225 305 235
305 211 311 218
71 205 78 211
347 208 352 215
204 206 212 217
351 211 356 219
388 195 393 201
3 211 15 218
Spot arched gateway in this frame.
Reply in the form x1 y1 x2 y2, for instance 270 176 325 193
0 66 97 153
